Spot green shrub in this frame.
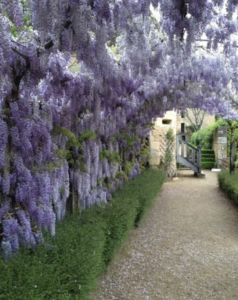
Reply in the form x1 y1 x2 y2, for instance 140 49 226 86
190 128 213 149
0 168 166 300
201 158 215 162
101 195 139 265
201 149 215 155
200 149 215 169
132 169 165 227
0 215 106 300
201 161 215 169
103 168 165 264
201 154 215 159
218 169 238 204
190 119 227 149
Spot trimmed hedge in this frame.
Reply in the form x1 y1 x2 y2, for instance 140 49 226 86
202 155 215 161
201 154 215 158
0 168 166 300
201 161 215 169
201 149 215 169
201 158 215 162
190 119 227 149
218 169 238 204
201 149 215 154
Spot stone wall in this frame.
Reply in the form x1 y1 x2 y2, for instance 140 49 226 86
213 126 228 167
150 111 177 176
150 109 215 175
177 109 215 139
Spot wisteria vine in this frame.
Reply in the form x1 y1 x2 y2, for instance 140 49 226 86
1 0 238 259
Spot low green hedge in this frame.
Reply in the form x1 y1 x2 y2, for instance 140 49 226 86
201 161 215 169
201 154 215 159
201 149 215 169
201 158 215 162
0 168 166 300
201 149 215 154
218 169 238 204
190 119 227 149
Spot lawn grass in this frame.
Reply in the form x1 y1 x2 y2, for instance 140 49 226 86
218 169 238 204
0 168 165 300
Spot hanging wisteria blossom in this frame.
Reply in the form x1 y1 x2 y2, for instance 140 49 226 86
0 0 238 258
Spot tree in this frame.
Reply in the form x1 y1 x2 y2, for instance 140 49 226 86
185 108 206 133
1 0 238 258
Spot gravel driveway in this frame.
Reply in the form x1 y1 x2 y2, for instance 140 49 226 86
91 170 238 300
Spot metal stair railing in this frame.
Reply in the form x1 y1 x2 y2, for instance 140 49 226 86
176 135 202 174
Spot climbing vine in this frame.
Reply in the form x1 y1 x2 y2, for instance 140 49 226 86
160 129 175 179
1 0 238 258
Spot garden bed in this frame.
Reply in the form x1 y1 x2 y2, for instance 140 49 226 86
0 168 165 300
218 169 238 204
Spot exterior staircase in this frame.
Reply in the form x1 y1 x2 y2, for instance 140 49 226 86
176 135 203 175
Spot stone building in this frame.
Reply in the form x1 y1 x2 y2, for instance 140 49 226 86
149 110 177 176
150 109 214 174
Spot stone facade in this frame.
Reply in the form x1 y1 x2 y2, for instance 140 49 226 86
176 110 214 139
213 126 228 167
150 109 215 174
149 110 177 176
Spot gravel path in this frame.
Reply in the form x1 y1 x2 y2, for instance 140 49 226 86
91 170 238 300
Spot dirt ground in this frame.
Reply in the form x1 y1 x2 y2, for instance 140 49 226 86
91 169 238 300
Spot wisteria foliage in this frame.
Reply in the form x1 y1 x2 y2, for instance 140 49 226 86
1 0 238 259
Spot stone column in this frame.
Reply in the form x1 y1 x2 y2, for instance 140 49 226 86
213 126 227 167
150 111 177 176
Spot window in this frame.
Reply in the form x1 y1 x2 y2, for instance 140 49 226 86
181 123 185 133
162 119 172 125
